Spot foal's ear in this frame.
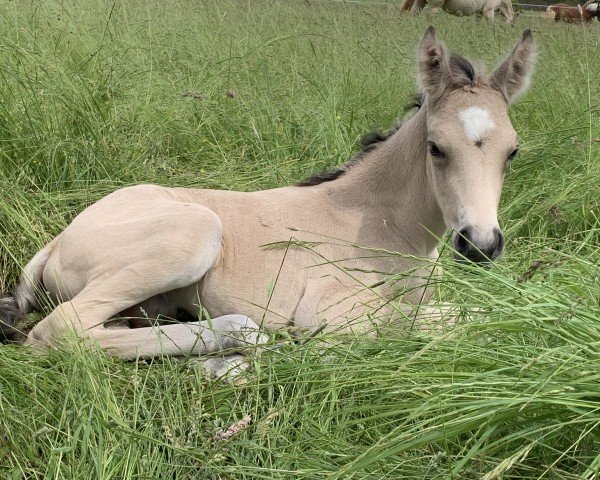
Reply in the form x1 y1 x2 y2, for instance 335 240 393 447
417 26 449 98
491 30 537 103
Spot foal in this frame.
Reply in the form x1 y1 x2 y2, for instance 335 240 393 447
1 29 536 368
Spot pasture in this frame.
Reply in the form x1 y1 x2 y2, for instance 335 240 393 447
0 0 599 477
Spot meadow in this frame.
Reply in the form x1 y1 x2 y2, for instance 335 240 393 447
0 0 599 478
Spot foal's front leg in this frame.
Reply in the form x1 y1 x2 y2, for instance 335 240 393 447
194 354 251 384
90 314 267 360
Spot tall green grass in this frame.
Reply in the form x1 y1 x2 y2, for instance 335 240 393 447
0 0 599 478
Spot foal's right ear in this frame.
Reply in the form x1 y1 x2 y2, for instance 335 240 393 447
417 26 449 99
491 30 537 103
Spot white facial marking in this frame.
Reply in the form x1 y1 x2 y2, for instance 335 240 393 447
459 107 495 143
587 3 598 12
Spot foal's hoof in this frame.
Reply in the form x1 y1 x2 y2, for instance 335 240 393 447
188 354 251 385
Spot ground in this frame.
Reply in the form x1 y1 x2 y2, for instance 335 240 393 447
0 0 599 478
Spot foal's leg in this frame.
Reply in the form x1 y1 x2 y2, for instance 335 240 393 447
198 354 249 381
90 314 267 360
28 298 266 360
25 203 261 360
28 287 266 360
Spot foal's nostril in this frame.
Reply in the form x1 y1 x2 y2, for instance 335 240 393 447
454 227 504 264
454 227 472 254
492 228 505 259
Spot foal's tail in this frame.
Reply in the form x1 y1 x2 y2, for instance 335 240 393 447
0 240 54 342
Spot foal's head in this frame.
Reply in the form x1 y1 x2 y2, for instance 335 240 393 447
417 28 536 263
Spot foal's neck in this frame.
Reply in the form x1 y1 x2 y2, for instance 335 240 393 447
327 106 445 256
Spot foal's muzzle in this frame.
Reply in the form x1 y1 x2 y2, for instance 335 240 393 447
453 227 504 264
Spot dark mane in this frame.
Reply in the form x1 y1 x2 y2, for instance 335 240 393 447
446 54 493 93
296 96 423 187
449 54 475 83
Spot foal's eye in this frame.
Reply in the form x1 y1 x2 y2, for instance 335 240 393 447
508 148 519 161
428 143 445 158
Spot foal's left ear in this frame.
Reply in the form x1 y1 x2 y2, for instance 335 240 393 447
491 30 537 103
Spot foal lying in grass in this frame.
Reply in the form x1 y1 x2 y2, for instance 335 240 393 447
0 28 536 374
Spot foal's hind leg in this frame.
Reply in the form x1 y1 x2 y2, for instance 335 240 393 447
28 280 266 358
25 203 259 359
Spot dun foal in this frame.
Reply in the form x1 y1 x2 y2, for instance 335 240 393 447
1 29 536 370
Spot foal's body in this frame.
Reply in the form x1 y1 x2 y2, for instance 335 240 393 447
1 28 536 365
32 110 442 355
47 182 400 332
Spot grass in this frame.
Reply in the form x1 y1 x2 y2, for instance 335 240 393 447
0 0 599 478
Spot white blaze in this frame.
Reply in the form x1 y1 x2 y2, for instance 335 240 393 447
587 3 598 12
459 107 495 143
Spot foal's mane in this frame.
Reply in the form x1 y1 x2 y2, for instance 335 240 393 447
297 54 482 187
297 95 423 187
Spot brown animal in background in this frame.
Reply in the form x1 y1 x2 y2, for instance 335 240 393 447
544 0 599 22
